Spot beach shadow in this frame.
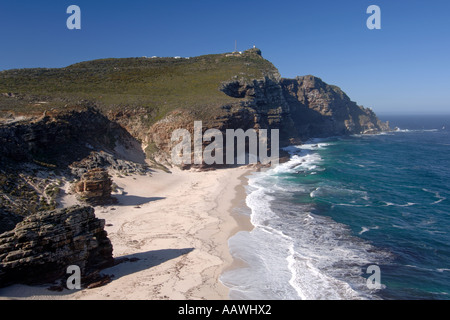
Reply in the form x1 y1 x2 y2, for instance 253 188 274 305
113 195 166 206
105 248 194 280
0 248 194 299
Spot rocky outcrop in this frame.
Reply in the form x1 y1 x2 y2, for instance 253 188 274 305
75 168 116 205
281 75 389 138
147 72 389 169
220 74 389 139
217 74 389 149
70 151 149 178
0 205 113 287
219 76 298 144
0 107 146 169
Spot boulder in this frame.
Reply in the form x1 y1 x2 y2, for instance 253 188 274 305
75 168 117 205
0 205 113 287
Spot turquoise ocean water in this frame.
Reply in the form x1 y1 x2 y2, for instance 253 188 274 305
220 115 450 300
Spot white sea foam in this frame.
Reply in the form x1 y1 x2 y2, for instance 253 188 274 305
222 144 390 300
382 201 417 207
282 139 332 154
359 226 379 235
422 188 446 205
359 227 370 235
432 196 446 205
311 186 368 199
394 128 439 133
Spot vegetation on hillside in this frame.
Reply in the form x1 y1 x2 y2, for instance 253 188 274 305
0 49 277 124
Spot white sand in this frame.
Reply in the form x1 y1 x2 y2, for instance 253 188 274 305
0 167 253 300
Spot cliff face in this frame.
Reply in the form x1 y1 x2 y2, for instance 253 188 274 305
0 209 22 235
219 76 297 143
145 75 299 168
144 71 390 168
216 73 389 148
0 107 150 238
0 107 146 166
281 76 389 139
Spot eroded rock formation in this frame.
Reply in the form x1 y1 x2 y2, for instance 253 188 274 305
75 168 116 205
70 150 149 178
0 205 113 287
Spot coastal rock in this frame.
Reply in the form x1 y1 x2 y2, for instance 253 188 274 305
0 107 146 169
219 75 389 148
148 72 389 169
220 76 298 143
0 205 114 287
70 150 149 178
281 75 390 138
75 168 117 205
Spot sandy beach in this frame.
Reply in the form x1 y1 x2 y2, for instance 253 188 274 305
0 166 253 300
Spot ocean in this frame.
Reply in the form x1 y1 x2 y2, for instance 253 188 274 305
220 114 450 300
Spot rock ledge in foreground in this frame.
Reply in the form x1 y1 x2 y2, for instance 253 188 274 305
0 205 113 288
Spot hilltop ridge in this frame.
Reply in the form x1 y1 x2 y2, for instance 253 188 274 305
0 48 277 121
0 47 389 168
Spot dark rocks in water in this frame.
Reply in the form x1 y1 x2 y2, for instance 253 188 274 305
75 168 117 206
0 205 114 288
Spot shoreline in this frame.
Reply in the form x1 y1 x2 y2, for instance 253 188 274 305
222 172 254 275
0 166 254 300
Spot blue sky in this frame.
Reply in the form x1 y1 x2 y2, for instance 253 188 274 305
0 0 449 114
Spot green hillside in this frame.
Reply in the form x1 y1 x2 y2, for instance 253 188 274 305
0 48 277 123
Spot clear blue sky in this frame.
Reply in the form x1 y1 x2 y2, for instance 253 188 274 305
0 0 449 114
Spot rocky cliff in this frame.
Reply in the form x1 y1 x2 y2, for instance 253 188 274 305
0 106 146 167
0 106 149 218
0 48 389 169
281 75 390 139
0 205 113 287
214 71 389 149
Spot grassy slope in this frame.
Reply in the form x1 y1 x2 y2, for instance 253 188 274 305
0 49 278 124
